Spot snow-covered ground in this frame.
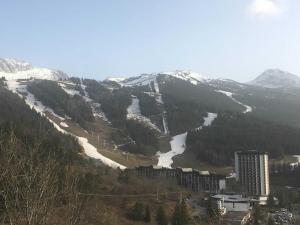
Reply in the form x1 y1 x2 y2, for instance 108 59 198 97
126 95 161 132
60 122 69 127
157 112 218 168
6 80 125 169
78 137 126 169
0 58 68 81
109 70 208 87
196 112 218 130
216 90 253 113
157 132 187 168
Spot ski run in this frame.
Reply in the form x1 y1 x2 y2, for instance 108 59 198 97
216 90 253 113
126 95 161 132
157 112 217 168
6 80 126 170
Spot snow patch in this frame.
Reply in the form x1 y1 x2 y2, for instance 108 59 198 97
60 122 69 127
157 132 187 168
196 113 218 130
290 155 300 169
78 137 126 169
216 90 253 114
127 95 161 132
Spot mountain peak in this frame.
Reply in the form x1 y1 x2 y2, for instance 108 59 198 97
0 58 33 73
249 69 300 88
0 58 68 81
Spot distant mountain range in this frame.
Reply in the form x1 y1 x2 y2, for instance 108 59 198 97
2 58 300 169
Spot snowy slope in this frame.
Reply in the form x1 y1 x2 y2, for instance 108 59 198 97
157 132 187 168
157 112 218 168
6 80 125 169
0 58 68 81
126 95 161 132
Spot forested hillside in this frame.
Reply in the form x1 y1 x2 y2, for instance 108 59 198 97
27 80 94 129
186 112 300 166
84 79 161 155
0 86 81 163
159 77 243 134
0 85 185 224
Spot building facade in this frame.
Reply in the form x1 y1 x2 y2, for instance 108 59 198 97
131 165 226 193
235 150 270 196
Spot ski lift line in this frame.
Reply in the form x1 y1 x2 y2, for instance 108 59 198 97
117 140 136 147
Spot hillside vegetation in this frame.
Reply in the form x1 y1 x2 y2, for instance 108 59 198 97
0 86 81 162
27 80 94 129
159 77 243 134
186 112 300 166
84 79 161 155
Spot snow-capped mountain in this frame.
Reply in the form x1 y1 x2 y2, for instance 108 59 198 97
106 70 208 86
249 69 300 88
0 58 68 80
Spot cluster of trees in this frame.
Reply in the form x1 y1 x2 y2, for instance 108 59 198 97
28 80 94 129
135 92 160 117
236 85 300 128
84 79 131 128
186 112 300 166
128 200 190 225
0 77 5 86
158 76 243 134
84 79 161 155
69 77 81 84
128 202 151 222
125 120 159 155
0 86 99 224
270 165 300 188
0 87 81 163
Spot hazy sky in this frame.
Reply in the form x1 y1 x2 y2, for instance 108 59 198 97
1 0 299 82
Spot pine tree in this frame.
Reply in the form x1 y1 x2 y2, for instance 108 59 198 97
131 202 144 221
144 205 151 222
206 198 220 223
156 206 168 225
180 200 190 225
253 205 265 225
172 203 182 225
267 194 275 209
268 216 275 225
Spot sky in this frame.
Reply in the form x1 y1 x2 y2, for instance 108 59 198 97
1 0 300 82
